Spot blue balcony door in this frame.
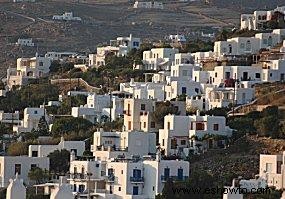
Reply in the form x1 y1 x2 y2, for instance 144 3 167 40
164 168 170 179
178 168 183 180
133 169 141 178
133 186 139 195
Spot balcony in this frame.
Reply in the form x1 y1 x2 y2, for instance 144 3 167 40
161 175 188 182
106 175 115 182
130 176 144 183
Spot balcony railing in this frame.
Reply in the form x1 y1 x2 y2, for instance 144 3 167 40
130 176 144 183
161 175 188 182
107 175 115 182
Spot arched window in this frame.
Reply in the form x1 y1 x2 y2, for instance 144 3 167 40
246 40 251 52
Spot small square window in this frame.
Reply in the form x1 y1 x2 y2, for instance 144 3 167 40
96 164 99 168
141 104 146 111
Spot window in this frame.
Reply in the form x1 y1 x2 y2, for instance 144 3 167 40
277 161 282 174
162 139 164 146
39 62 43 66
255 73 261 78
171 139 177 149
167 122 171 130
31 164 37 170
153 186 155 191
32 151 38 157
182 87 187 94
181 140 186 145
15 164 21 175
240 43 245 49
141 104 146 111
196 122 205 130
128 121 132 130
215 72 217 78
119 187 121 191
121 170 123 174
96 164 99 168
265 163 272 173
34 110 38 114
213 124 219 131
143 122 146 128
182 70 188 76
246 40 251 51
270 73 272 77
151 122 155 128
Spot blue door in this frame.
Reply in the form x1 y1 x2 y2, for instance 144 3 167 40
178 168 183 180
133 186 139 195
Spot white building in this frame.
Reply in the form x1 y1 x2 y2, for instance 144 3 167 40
0 111 20 124
45 52 77 61
52 12 82 21
159 111 232 156
259 151 285 190
105 154 189 198
123 98 186 132
13 107 49 133
91 130 156 161
0 156 49 187
133 1 164 9
142 48 179 70
7 56 51 89
68 153 106 195
29 137 85 157
90 34 140 67
72 94 123 123
120 78 166 101
6 174 26 199
16 38 35 47
168 34 186 43
240 6 285 30
214 30 283 57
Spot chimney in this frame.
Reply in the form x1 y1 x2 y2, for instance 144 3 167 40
196 109 200 116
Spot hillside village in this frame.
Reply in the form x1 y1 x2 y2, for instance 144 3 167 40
0 1 285 199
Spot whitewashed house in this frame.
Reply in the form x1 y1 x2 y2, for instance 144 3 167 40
52 12 82 21
142 48 179 70
105 154 189 198
0 156 49 187
68 152 105 195
16 38 35 47
259 151 285 190
90 34 140 67
123 98 186 132
91 130 156 161
0 111 20 124
240 6 285 30
133 1 164 9
28 137 85 157
159 111 232 156
45 52 77 61
13 107 49 133
7 56 51 89
168 34 186 43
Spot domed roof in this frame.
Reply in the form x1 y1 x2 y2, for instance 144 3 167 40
6 174 26 199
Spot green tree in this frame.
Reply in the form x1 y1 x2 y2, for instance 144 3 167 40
7 142 28 156
28 167 49 184
48 149 70 174
152 101 180 127
51 117 93 136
